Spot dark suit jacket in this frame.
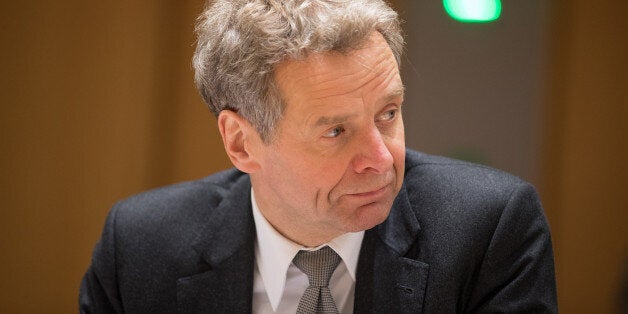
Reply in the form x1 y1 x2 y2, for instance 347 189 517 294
80 149 557 313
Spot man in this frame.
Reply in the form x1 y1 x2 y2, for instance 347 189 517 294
80 0 557 313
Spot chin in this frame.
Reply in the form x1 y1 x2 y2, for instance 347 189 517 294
344 201 393 232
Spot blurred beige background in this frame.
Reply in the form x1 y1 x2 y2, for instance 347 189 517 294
0 0 626 312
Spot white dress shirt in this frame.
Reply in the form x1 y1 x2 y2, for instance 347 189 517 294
251 190 364 314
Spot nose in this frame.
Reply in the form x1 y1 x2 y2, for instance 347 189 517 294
351 126 394 174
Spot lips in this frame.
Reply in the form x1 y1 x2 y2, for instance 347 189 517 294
333 171 397 203
346 172 395 195
349 185 389 197
343 182 396 206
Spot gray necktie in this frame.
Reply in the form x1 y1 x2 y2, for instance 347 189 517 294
293 246 341 314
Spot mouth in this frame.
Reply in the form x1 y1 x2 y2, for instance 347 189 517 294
348 185 388 197
332 172 398 205
347 184 391 199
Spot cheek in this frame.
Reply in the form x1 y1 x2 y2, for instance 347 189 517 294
391 141 405 167
387 135 406 186
272 154 340 196
309 163 347 191
298 147 351 182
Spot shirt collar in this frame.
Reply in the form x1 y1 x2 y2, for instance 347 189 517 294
251 189 364 311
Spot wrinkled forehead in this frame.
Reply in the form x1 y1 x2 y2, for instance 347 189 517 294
274 32 401 94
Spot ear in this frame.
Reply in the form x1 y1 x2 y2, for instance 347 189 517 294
217 110 261 173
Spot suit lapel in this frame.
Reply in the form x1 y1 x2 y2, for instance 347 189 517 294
176 174 256 313
354 183 430 313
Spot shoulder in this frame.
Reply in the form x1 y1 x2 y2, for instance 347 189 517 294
402 149 541 234
404 149 529 202
116 168 247 212
109 168 250 238
404 148 525 186
400 154 556 311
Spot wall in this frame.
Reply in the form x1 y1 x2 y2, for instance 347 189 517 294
401 1 548 185
543 1 628 312
0 1 229 312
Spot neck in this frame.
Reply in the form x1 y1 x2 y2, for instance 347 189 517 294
260 206 341 247
251 188 342 247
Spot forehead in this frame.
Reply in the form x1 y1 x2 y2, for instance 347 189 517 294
274 32 402 105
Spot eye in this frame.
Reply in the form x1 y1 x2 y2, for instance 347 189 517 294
323 125 345 138
377 109 397 122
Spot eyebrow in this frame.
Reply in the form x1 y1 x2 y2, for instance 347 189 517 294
313 87 405 127
314 114 357 127
383 86 405 103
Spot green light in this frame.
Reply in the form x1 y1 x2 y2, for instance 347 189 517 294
443 0 501 23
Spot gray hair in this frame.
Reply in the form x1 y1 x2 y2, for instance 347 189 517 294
193 0 404 142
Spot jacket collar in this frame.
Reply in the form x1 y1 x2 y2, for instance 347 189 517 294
376 182 421 256
354 181 430 313
177 172 256 313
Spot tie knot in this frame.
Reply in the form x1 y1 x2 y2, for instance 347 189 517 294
293 246 341 287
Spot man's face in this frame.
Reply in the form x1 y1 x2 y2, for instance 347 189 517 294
249 32 405 245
